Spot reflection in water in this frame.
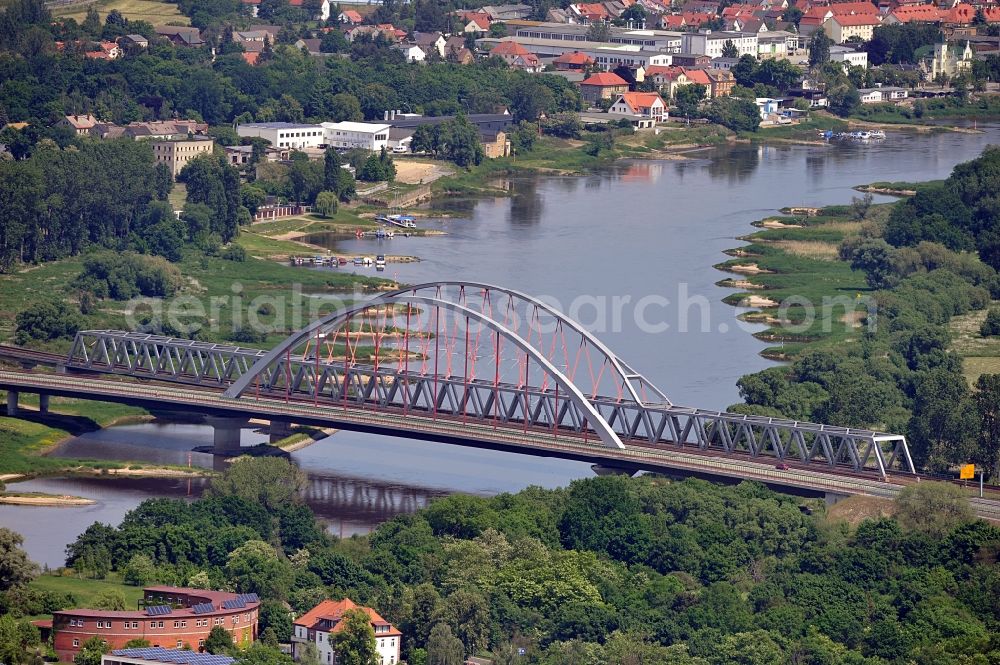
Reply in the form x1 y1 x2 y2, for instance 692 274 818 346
507 177 544 225
706 143 761 183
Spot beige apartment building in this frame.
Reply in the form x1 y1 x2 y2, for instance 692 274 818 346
152 136 215 179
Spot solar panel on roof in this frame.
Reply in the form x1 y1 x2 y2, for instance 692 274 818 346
145 604 172 616
235 593 259 604
192 602 215 614
222 598 246 609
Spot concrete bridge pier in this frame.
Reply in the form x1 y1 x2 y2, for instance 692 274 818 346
206 416 250 454
268 419 294 443
6 390 18 416
825 491 849 507
591 464 637 477
38 394 49 414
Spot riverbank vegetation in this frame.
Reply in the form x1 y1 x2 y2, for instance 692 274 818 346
724 146 1000 478
1 457 996 664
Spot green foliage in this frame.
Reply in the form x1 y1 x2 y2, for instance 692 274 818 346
540 113 582 139
225 540 294 600
0 528 39 593
809 31 832 66
93 589 127 610
233 643 294 665
74 636 110 665
329 608 379 665
204 625 236 655
705 97 761 132
0 607 41 664
314 190 339 218
427 623 464 665
179 155 245 242
895 482 975 536
208 456 307 511
674 84 706 118
358 148 397 182
14 300 83 345
122 554 157 586
413 115 485 167
73 251 183 301
981 308 1000 337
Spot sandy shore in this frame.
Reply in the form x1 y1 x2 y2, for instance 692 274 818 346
0 494 95 506
727 263 773 275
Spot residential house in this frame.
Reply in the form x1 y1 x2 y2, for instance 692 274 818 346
119 34 148 49
460 11 492 33
152 136 215 179
394 43 427 62
294 38 322 55
291 599 401 665
884 5 944 24
489 40 538 68
553 51 595 70
321 121 392 151
659 14 687 29
85 41 121 59
480 129 512 158
569 2 612 22
59 114 100 135
510 51 542 71
798 5 833 36
339 9 364 24
755 97 780 118
579 72 630 103
413 31 447 58
823 14 881 43
705 69 736 97
609 91 667 122
154 26 204 47
681 12 715 29
644 65 692 98
286 0 330 21
446 43 475 64
682 67 713 94
786 87 829 107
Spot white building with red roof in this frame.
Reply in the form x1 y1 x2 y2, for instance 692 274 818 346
609 91 667 122
292 598 402 665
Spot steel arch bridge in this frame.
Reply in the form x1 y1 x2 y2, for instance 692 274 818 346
65 281 916 478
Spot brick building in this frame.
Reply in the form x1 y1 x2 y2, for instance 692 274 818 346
53 587 260 662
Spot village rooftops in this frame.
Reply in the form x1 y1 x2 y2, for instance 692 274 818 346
294 598 401 636
581 72 629 86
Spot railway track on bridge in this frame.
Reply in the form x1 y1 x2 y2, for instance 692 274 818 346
3 369 1000 521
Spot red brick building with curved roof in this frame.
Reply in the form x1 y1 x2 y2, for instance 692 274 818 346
52 586 260 661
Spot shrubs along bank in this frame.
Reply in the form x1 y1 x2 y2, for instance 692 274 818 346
1 457 997 664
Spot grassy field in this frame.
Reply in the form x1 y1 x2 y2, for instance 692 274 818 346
0 394 148 475
715 206 879 359
52 0 188 25
26 573 145 620
949 307 1000 386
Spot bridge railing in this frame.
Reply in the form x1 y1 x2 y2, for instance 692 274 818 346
65 329 915 477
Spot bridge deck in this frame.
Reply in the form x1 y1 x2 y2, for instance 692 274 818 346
3 370 998 520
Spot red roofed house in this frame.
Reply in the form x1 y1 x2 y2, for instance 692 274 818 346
644 65 695 99
609 91 668 123
292 598 401 665
659 14 687 29
682 11 715 27
571 2 613 22
824 12 881 42
459 11 492 33
339 9 363 24
52 586 259 661
798 5 833 35
490 41 540 69
59 114 100 135
85 41 121 59
884 4 944 23
683 67 712 89
554 51 595 70
579 72 630 104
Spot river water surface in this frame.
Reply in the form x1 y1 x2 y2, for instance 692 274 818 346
5 128 1000 567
